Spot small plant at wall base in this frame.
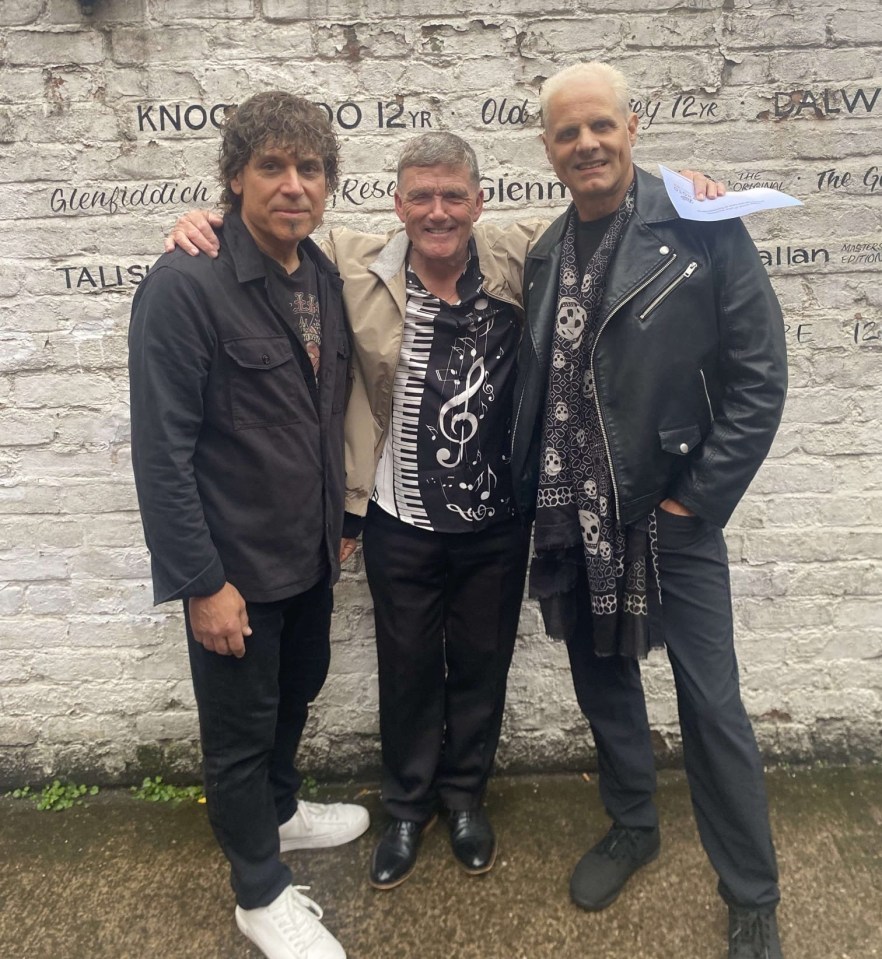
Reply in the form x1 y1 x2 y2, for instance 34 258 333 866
301 775 319 797
131 776 204 803
5 781 100 811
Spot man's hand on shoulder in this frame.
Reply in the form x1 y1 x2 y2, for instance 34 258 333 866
188 582 252 658
164 209 225 257
678 170 727 201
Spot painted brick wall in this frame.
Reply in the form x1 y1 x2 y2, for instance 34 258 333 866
1 0 880 786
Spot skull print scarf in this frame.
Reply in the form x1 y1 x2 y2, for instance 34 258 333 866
529 184 661 658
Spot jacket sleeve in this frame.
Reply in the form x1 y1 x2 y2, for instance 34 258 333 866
320 230 376 519
343 335 381 518
128 265 227 604
668 220 788 525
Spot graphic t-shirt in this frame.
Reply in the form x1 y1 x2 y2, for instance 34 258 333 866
264 250 322 384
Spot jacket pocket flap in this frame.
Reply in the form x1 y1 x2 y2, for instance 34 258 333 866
223 336 294 371
659 425 701 455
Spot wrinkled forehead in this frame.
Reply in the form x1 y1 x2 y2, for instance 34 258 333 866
398 162 478 193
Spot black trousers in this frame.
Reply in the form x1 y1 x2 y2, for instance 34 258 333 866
567 509 780 910
363 505 531 821
185 578 332 909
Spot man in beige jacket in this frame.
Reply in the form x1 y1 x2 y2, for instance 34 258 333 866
166 133 719 891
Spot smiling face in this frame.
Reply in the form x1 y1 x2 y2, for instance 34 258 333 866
230 143 327 270
542 76 639 221
394 162 484 275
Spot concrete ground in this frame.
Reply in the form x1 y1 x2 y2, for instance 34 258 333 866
1 764 880 959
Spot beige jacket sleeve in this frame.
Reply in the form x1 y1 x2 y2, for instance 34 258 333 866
322 228 403 520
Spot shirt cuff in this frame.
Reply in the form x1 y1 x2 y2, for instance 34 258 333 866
342 511 365 540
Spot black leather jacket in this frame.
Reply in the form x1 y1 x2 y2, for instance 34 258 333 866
511 166 787 529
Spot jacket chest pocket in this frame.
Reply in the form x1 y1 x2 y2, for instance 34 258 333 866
223 335 300 430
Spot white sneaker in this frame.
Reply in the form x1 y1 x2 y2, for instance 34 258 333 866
235 886 346 959
278 800 370 852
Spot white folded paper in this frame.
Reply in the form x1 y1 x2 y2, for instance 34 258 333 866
659 165 803 221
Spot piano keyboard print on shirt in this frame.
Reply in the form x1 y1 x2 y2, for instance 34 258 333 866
390 287 437 528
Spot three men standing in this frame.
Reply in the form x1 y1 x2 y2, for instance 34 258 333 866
156 61 786 959
511 63 787 959
129 93 368 959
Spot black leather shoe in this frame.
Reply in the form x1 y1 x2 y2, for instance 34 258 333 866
570 823 660 911
369 815 437 889
448 808 497 874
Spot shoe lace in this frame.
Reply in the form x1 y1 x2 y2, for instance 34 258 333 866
296 800 336 825
597 825 647 860
265 886 324 947
729 908 774 959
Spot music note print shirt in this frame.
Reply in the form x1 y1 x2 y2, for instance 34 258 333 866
372 240 519 533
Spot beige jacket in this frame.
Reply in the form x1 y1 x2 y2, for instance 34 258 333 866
322 221 548 518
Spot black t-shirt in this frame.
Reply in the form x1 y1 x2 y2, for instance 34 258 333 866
263 248 323 405
574 211 617 277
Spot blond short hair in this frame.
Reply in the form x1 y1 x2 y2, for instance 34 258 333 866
539 62 632 126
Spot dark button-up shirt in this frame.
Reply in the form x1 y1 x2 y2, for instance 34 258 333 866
129 211 349 604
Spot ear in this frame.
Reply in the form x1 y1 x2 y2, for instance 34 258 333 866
627 112 639 146
230 174 243 197
541 132 551 162
472 188 484 221
393 189 405 223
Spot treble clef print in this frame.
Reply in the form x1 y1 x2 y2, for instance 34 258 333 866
437 358 485 467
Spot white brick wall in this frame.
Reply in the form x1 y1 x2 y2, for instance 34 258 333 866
1 0 880 785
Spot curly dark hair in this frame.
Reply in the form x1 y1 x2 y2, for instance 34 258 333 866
218 92 340 211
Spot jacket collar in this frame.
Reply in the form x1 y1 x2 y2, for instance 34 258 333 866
369 229 410 283
224 209 341 284
527 165 679 261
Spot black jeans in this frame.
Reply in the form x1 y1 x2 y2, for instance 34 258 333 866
363 505 531 821
185 578 332 909
567 510 780 910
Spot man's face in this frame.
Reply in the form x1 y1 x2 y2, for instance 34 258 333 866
394 163 484 270
230 143 327 264
542 77 639 220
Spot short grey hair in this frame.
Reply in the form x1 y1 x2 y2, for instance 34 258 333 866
539 62 632 127
396 132 480 187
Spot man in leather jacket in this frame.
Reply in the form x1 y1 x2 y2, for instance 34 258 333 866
510 62 787 959
164 137 723 899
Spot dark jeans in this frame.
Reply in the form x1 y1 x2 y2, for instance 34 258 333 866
567 509 780 910
363 505 531 821
185 578 332 909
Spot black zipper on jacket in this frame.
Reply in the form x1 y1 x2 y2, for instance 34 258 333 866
638 260 698 321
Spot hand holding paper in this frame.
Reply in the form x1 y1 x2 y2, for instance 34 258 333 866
660 165 803 221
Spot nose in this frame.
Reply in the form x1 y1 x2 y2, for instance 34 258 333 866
280 168 305 195
575 126 599 153
427 194 447 218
